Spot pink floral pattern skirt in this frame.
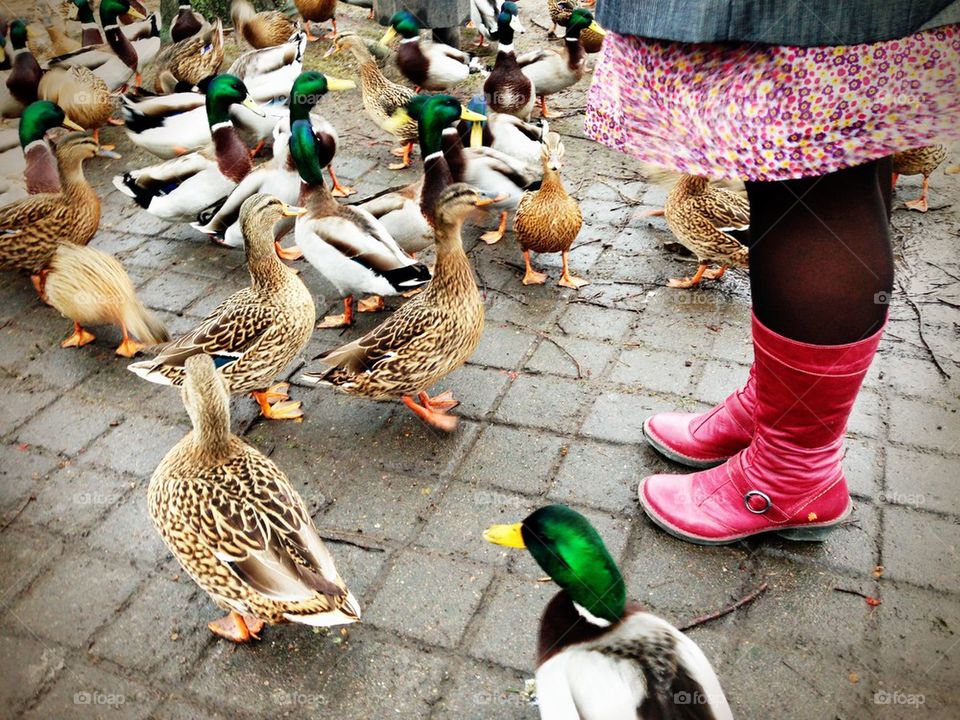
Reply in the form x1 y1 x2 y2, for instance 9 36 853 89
584 25 960 181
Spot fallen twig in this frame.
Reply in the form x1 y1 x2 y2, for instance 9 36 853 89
319 533 386 553
678 582 769 631
900 288 951 378
1 495 35 532
833 586 882 606
599 180 644 206
506 320 583 378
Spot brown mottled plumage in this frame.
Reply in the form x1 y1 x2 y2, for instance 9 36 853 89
149 353 360 643
231 0 297 49
663 174 749 289
152 19 225 90
128 195 315 420
300 184 487 432
334 32 417 168
514 132 587 289
38 67 116 135
892 144 947 212
0 134 100 273
39 242 169 356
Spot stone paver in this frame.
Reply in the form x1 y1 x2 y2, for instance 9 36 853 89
1 2 958 717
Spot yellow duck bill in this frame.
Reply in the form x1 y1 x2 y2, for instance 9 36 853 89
482 523 526 548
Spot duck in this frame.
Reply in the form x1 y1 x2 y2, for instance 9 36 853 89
483 2 533 121
0 133 100 276
70 0 160 46
45 0 161 91
483 505 733 720
547 0 575 36
192 71 356 246
113 74 263 223
37 65 117 148
294 0 337 40
660 174 750 288
228 29 307 104
892 144 947 212
231 0 298 50
288 110 432 327
148 352 360 643
129 194 316 421
328 31 417 170
1 20 43 118
35 242 169 355
461 92 547 168
380 10 472 91
441 107 538 244
514 132 588 288
0 100 84 202
518 8 604 117
354 179 432 256
151 18 225 91
300 183 490 432
37 7 81 58
169 0 207 43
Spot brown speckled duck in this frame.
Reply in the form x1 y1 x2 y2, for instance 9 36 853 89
892 144 947 212
128 194 316 421
514 132 588 288
231 0 297 49
300 184 491 432
662 174 749 289
0 133 100 275
149 353 360 643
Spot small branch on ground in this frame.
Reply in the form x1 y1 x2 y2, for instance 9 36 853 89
899 286 951 378
833 586 882 606
319 532 386 552
505 320 583 378
678 582 769 631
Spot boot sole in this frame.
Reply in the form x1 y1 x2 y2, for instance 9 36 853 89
641 419 729 470
638 479 853 546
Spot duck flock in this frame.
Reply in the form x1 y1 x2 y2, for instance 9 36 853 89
3 1 954 717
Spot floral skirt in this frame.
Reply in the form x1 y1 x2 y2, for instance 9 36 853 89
584 25 960 181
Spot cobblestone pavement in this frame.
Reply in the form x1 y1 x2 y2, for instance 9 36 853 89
1 3 959 718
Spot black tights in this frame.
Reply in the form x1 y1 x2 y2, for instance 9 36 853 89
744 160 893 345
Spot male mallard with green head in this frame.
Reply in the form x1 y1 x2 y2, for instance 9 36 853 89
483 2 534 120
380 10 472 91
149 353 360 643
485 505 733 720
129 194 315 421
13 100 85 196
1 20 42 118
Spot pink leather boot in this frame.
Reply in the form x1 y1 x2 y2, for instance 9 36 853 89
643 365 756 468
638 314 884 544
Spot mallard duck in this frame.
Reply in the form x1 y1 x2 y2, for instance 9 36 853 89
483 505 733 720
288 112 431 327
151 18 224 91
46 0 160 91
461 92 547 168
355 179 432 256
70 0 158 45
0 100 84 201
192 71 356 245
547 0 575 35
327 31 417 170
229 29 306 104
380 10 472 91
1 20 42 118
294 0 337 40
37 66 117 148
169 0 207 43
300 183 490 431
36 242 169 355
661 174 750 288
0 133 100 275
149 353 360 643
514 132 587 288
483 2 534 120
441 109 538 244
892 144 947 212
113 74 263 223
518 8 604 117
129 194 316 421
231 0 298 50
38 6 81 57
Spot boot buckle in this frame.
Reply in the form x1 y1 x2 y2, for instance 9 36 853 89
744 490 771 514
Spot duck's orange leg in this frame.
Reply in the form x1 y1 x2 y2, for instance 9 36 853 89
667 263 709 289
114 322 144 357
388 142 414 170
208 611 266 642
329 165 357 197
402 394 459 432
61 321 96 349
480 211 508 244
318 296 355 328
251 382 303 421
274 240 303 261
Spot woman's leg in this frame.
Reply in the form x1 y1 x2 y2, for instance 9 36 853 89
745 160 893 345
639 161 890 544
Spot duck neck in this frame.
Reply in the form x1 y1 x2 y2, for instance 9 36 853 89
419 152 453 227
430 219 474 296
440 127 467 181
563 29 585 69
539 165 565 194
496 18 515 52
191 401 231 461
59 154 91 197
247 234 290 292
298 178 337 216
103 22 138 70
537 590 620 665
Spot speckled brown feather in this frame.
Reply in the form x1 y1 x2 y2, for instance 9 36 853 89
892 145 947 179
152 19 225 90
515 135 582 255
149 355 358 626
664 175 749 267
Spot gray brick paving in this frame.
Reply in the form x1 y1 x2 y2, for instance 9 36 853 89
0 3 958 718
